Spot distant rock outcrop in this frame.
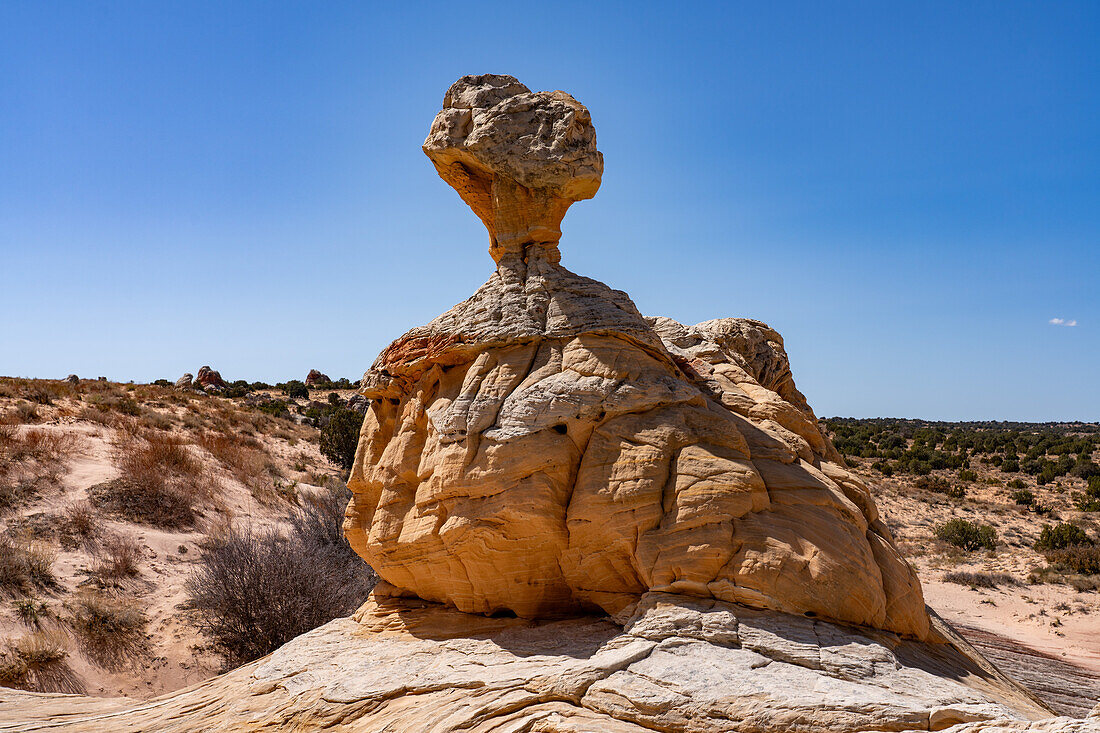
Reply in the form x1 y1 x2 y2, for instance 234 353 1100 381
65 374 79 385
195 366 226 392
305 369 331 387
174 373 193 389
345 393 370 415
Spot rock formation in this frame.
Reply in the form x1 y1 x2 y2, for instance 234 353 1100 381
195 365 226 392
345 392 370 415
306 369 331 387
4 594 1092 733
64 374 79 385
173 373 193 389
344 73 928 639
3 75 1094 733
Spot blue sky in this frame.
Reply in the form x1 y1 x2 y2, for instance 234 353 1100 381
1 1 1097 421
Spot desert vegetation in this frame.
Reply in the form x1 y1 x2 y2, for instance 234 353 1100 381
186 480 376 666
0 375 374 697
827 418 1100 484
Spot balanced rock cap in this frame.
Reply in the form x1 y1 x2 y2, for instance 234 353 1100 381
423 74 603 264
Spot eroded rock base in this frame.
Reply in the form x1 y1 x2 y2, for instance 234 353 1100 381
3 593 1093 733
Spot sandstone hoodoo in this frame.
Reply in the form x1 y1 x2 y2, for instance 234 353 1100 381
4 74 1092 733
345 73 929 639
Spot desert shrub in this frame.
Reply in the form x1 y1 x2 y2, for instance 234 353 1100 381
957 469 978 482
943 571 1017 588
11 631 66 666
282 380 308 400
0 631 74 692
1034 523 1093 551
319 407 364 471
92 433 206 528
187 481 376 666
58 502 100 550
0 428 82 511
1044 546 1100 575
0 478 40 513
915 475 949 493
13 598 49 627
1000 458 1020 473
196 432 270 494
66 591 148 670
870 460 894 476
118 432 199 478
253 399 290 419
1007 478 1028 489
1075 493 1100 511
89 478 195 529
138 411 173 431
88 392 142 417
1071 460 1100 480
221 380 253 398
0 536 56 592
1011 489 1035 506
93 534 142 580
67 592 145 641
1072 476 1100 511
935 519 997 551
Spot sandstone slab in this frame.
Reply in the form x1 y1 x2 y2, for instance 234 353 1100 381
1 594 1085 733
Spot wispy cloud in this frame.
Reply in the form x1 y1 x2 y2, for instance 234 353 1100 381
1049 318 1078 327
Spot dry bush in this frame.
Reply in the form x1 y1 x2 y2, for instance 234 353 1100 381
0 536 56 593
76 406 117 427
138 411 173 432
943 571 1018 588
0 630 79 692
66 591 148 670
0 426 81 465
93 534 143 581
59 502 101 550
196 432 272 495
91 432 208 528
89 478 196 529
1044 545 1100 575
0 427 82 513
187 480 376 666
117 432 199 479
86 390 142 417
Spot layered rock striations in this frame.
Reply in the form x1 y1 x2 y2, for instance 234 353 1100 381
344 73 928 639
